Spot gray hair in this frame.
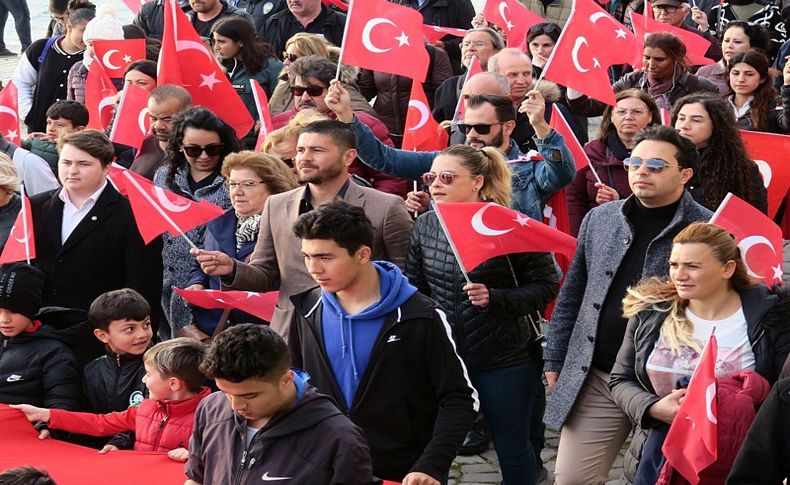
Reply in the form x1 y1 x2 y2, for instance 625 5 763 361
464 28 505 51
487 48 532 74
464 71 511 96
291 55 337 86
149 84 192 110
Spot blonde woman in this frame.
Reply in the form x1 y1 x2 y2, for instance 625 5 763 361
0 152 21 253
610 222 790 483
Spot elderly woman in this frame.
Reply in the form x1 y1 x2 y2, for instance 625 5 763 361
184 151 295 336
0 153 21 253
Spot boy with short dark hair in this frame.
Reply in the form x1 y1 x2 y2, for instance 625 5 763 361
80 288 153 452
0 466 57 485
22 100 88 173
12 338 210 462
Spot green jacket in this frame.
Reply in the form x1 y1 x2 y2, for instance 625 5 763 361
22 137 58 175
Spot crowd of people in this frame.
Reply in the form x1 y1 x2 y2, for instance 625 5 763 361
0 0 790 484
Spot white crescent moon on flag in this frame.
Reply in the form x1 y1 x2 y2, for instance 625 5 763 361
407 100 430 131
102 49 122 70
11 225 25 244
138 107 149 135
498 2 511 28
738 235 777 279
705 382 717 424
0 106 18 121
98 95 116 115
176 40 215 63
362 18 395 54
153 186 192 212
471 204 514 236
754 160 772 188
589 12 610 23
572 37 591 73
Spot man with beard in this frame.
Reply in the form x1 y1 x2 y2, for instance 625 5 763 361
326 81 576 221
130 85 192 180
191 120 413 340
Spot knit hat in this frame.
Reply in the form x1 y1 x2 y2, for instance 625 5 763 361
83 4 125 43
0 263 45 320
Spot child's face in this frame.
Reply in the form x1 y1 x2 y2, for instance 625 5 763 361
142 363 174 401
94 318 153 356
0 308 34 337
45 117 78 141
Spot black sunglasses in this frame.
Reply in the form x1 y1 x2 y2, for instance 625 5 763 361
529 24 559 35
182 143 223 158
282 52 298 62
421 171 476 186
290 85 325 97
456 122 502 135
281 157 294 168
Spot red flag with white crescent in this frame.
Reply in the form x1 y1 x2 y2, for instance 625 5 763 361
709 193 784 285
0 81 20 144
250 80 274 152
454 56 483 122
0 194 34 264
173 288 279 322
158 0 253 137
85 61 118 130
109 83 151 150
739 130 790 219
402 80 448 151
549 104 590 171
422 24 469 43
630 11 714 67
340 0 430 81
482 0 544 49
93 39 146 78
662 334 718 484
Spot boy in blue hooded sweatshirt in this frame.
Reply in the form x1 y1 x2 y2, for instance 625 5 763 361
289 201 479 485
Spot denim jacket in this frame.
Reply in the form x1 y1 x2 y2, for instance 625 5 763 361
348 115 575 220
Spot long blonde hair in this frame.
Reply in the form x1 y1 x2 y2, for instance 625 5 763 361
622 222 754 354
439 145 512 207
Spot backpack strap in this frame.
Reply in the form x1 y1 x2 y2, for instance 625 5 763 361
36 36 61 68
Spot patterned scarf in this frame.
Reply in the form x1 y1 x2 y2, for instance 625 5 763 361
235 214 261 251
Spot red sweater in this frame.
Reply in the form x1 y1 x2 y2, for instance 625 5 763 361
49 387 211 452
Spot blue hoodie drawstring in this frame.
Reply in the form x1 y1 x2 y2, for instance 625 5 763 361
348 315 359 381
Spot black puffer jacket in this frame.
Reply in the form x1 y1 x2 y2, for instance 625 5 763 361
404 210 559 372
133 0 192 40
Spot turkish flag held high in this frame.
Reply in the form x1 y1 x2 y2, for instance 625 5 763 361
93 39 146 78
542 0 638 105
434 202 576 272
482 0 544 49
341 0 430 81
114 168 224 244
173 288 279 322
709 193 784 285
549 104 589 171
422 24 468 43
109 82 151 150
158 0 253 137
402 80 448 151
0 193 34 264
251 80 274 151
662 334 718 485
0 81 20 144
739 130 790 219
630 12 714 67
85 61 118 130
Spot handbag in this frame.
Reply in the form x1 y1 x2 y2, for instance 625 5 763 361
505 255 546 345
177 308 232 343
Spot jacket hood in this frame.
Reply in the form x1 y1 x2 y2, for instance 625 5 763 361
534 79 562 103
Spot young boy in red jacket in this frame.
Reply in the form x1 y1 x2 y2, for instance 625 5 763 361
12 337 210 462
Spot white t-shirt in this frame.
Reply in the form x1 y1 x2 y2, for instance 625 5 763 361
646 307 755 397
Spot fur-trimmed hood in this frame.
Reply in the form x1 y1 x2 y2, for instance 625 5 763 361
533 78 562 103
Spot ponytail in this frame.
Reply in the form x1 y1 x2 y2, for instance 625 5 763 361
438 145 512 208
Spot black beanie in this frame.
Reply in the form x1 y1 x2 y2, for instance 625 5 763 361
0 263 45 320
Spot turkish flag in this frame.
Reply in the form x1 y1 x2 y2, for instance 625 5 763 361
542 0 638 105
662 334 718 485
109 83 150 150
85 61 118 130
0 81 20 144
454 56 484 122
341 0 430 81
434 202 576 271
402 81 448 151
250 80 274 152
121 0 153 14
660 107 672 126
322 0 348 10
543 188 572 317
739 130 790 219
93 39 146 78
630 12 714 67
549 104 589 171
709 193 784 285
116 168 224 244
422 24 468 44
158 0 253 137
482 0 544 49
0 193 34 264
173 288 279 322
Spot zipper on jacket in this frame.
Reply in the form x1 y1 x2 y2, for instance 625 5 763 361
234 440 260 485
152 412 169 451
112 355 122 409
632 315 651 393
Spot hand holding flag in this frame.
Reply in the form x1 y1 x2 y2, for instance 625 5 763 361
173 288 279 322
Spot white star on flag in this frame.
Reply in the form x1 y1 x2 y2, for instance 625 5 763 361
396 32 410 47
615 29 627 39
773 264 783 281
513 213 531 227
199 72 221 90
5 130 17 142
506 20 514 30
123 55 133 63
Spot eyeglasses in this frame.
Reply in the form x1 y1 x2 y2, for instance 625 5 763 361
290 85 325 97
421 171 476 186
226 180 267 190
652 5 681 13
613 108 649 117
282 52 298 62
622 157 680 173
461 40 490 49
181 143 223 158
456 122 502 135
529 24 559 35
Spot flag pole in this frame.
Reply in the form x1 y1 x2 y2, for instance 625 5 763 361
707 192 732 224
121 171 198 250
433 203 473 285
20 183 30 264
532 0 574 94
334 0 355 80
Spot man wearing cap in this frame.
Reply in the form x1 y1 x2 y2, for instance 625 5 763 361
652 0 722 62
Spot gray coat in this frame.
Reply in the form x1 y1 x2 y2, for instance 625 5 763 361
543 191 712 430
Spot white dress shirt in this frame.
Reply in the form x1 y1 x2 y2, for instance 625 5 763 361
59 181 108 244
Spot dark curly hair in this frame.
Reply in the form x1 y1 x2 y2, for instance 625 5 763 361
162 106 240 196
727 49 778 131
671 93 755 209
200 324 290 383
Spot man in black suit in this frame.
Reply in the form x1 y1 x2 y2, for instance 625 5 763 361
30 130 162 334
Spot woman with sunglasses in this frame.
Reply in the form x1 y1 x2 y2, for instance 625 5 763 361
184 151 295 336
726 49 790 134
697 22 769 94
211 17 282 149
673 93 767 213
610 222 790 484
154 106 240 338
405 145 559 485
567 89 661 236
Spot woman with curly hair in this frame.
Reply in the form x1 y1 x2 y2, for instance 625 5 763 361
727 49 790 134
673 93 767 213
153 106 240 338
